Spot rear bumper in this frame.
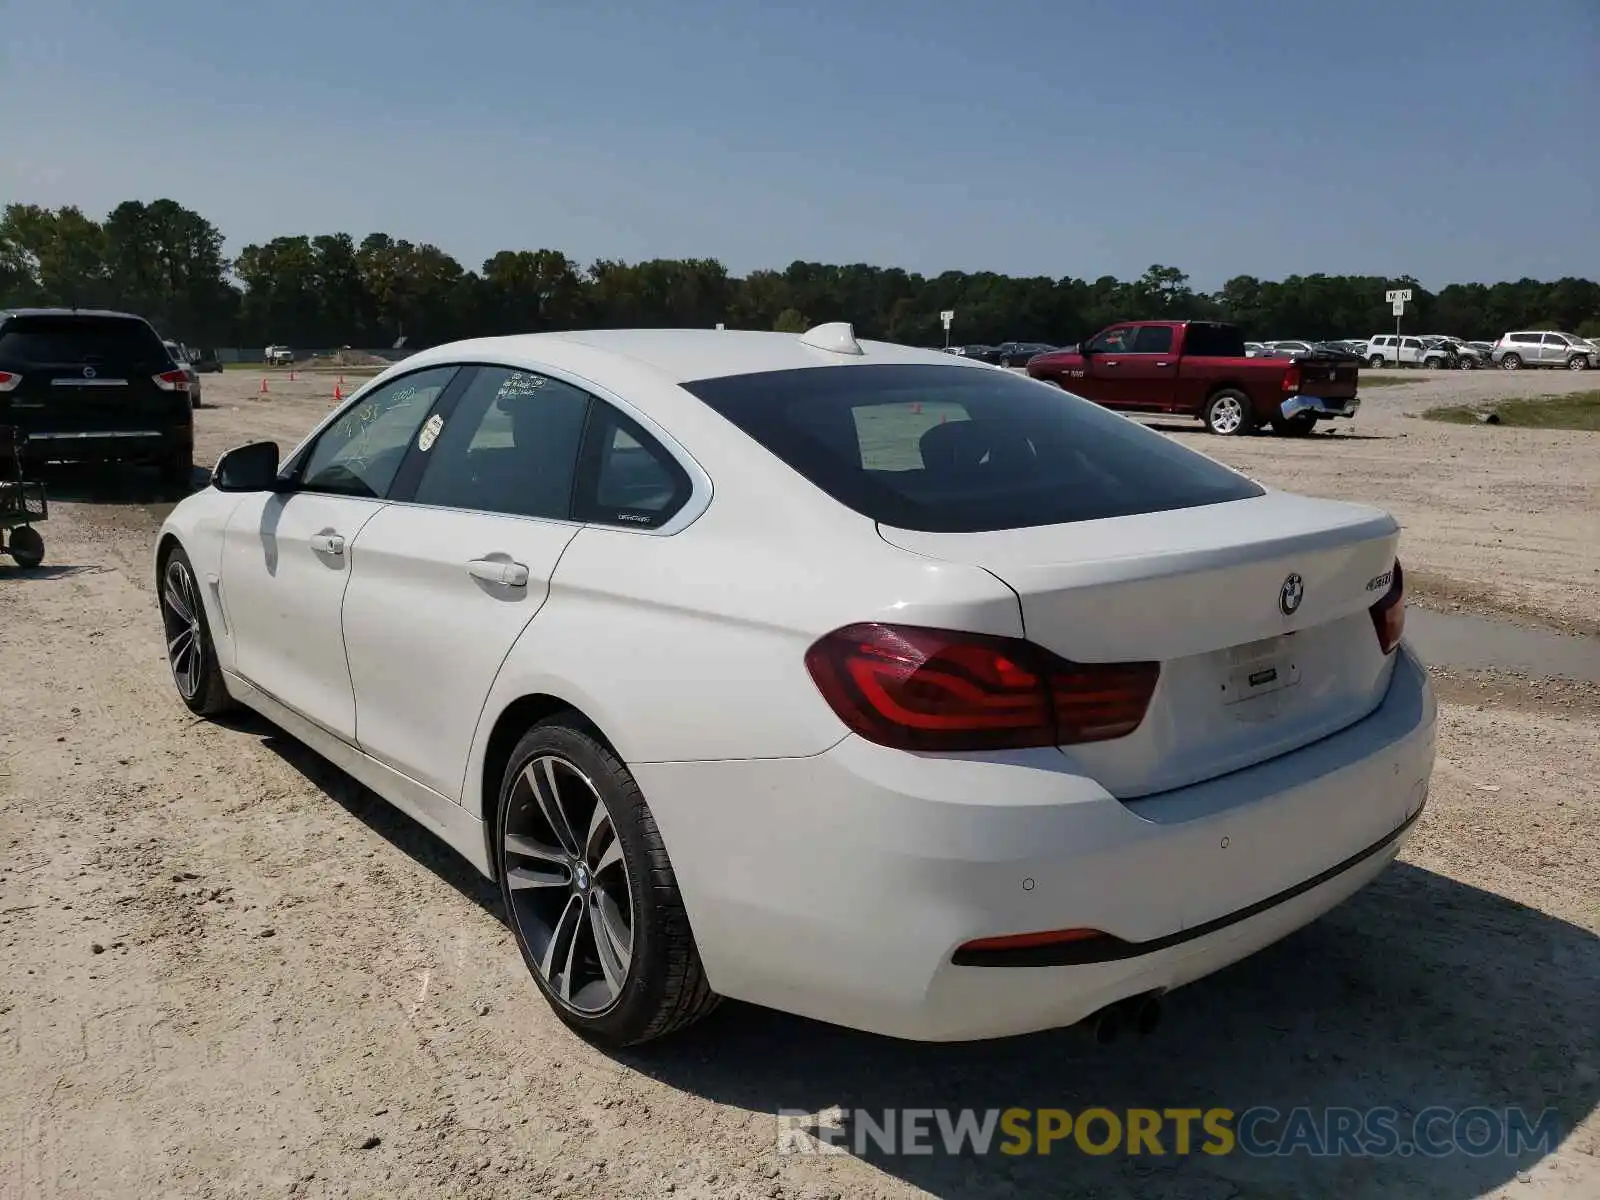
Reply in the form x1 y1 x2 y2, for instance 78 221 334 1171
635 644 1435 1041
1281 394 1361 419
21 428 189 463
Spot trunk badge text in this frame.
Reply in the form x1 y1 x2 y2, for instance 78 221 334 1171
1279 573 1305 615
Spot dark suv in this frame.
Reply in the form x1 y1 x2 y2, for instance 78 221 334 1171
0 309 194 487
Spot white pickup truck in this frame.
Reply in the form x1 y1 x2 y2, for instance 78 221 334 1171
264 345 295 366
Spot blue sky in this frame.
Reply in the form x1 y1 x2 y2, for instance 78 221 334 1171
2 0 1596 288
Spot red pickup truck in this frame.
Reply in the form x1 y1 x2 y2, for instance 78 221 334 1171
1025 320 1360 436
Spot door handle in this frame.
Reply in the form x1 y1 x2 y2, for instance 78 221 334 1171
467 558 530 587
1155 361 1171 367
309 532 345 556
1102 360 1119 367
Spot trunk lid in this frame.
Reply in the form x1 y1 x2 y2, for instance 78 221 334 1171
879 491 1400 797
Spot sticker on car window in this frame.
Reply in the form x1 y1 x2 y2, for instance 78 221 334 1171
418 412 444 452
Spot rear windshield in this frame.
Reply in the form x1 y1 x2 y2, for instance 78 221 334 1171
0 315 171 367
684 364 1264 533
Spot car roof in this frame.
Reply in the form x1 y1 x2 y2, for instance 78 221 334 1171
0 307 152 322
399 327 984 385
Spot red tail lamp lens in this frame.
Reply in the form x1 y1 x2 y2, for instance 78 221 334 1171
804 623 1159 752
1369 559 1405 654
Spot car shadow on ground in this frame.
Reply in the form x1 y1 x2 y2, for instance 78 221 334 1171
25 462 202 507
0 563 107 580
244 717 1597 1200
239 715 502 914
1140 421 1398 442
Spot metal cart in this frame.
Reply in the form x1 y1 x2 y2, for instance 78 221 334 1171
0 426 47 569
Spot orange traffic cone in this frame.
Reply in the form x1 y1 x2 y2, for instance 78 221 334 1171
259 377 268 395
912 401 922 414
333 383 343 403
289 370 296 382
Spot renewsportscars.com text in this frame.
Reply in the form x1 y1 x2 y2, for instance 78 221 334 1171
777 1106 1562 1159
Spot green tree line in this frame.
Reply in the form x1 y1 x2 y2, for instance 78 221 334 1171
4 199 1598 349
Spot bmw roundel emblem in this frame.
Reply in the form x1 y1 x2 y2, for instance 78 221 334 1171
1279 573 1305 616
83 365 97 379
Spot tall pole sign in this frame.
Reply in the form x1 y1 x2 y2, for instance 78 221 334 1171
1386 288 1412 354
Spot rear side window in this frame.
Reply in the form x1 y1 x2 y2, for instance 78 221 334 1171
1510 333 1537 343
0 314 170 368
684 364 1263 533
1181 324 1247 357
410 366 590 520
574 406 691 529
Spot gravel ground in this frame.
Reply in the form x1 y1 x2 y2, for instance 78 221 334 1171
1 367 1596 1199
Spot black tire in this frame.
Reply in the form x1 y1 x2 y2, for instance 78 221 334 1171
496 718 718 1047
1368 355 1385 369
1567 355 1590 372
1501 353 1522 370
1271 412 1318 437
1202 389 1254 436
159 449 195 494
158 544 234 716
6 526 44 569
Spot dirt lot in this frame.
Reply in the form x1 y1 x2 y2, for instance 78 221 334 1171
2 367 1597 1199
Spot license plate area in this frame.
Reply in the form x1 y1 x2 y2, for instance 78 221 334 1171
1217 634 1300 720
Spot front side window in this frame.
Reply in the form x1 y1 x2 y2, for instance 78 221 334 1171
297 367 456 498
1086 326 1134 353
1131 325 1174 354
1542 334 1570 346
411 366 589 520
684 364 1263 533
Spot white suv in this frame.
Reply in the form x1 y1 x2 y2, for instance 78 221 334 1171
1491 331 1594 371
1365 335 1426 368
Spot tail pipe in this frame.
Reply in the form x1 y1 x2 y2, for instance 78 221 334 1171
1082 991 1164 1045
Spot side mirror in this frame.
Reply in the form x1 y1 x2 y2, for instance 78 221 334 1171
212 441 281 492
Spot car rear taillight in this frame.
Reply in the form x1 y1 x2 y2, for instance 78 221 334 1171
1369 559 1405 654
0 370 20 392
153 369 190 393
1281 364 1301 392
803 623 1159 752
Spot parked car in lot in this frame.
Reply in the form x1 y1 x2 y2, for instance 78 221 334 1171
164 340 204 408
996 341 1057 367
1419 337 1487 371
154 323 1431 1046
191 348 224 373
0 308 194 487
1026 319 1360 435
1491 331 1594 370
1264 340 1316 357
1364 335 1428 368
943 344 1003 364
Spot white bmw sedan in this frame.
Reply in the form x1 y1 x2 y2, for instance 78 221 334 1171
154 323 1435 1046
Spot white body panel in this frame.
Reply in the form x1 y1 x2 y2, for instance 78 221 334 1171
219 491 385 740
340 503 580 797
154 327 1437 1042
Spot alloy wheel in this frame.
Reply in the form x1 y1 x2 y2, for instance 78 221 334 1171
160 558 205 700
502 755 635 1014
1210 395 1244 434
